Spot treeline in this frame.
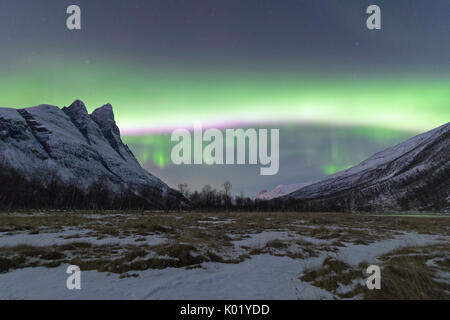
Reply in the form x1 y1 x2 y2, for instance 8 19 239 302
0 162 178 211
177 181 333 212
0 160 342 212
176 181 284 212
4 161 444 212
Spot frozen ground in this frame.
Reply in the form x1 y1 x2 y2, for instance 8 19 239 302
0 228 167 247
0 211 449 299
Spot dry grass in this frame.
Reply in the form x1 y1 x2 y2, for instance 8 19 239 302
363 244 450 299
300 243 450 300
0 210 448 298
301 257 363 294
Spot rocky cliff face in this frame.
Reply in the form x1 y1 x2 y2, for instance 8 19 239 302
0 100 184 208
280 123 450 212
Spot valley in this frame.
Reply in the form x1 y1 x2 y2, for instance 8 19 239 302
0 211 448 299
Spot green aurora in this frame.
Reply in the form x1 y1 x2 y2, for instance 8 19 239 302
1 59 449 133
0 1 448 196
2 59 447 195
122 124 418 196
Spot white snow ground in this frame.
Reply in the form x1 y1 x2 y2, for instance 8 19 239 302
0 229 168 247
0 231 447 300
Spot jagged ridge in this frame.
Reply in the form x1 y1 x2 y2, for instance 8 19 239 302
0 100 185 209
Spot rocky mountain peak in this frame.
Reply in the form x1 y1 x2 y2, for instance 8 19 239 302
64 100 89 116
91 103 116 131
88 103 131 161
62 100 97 141
0 101 186 209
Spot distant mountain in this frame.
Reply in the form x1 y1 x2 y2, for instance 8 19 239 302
257 182 313 200
278 123 450 212
0 100 185 209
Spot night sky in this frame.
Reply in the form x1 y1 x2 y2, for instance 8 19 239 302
0 1 448 195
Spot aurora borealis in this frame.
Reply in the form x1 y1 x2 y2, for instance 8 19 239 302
1 60 449 133
122 125 415 196
0 1 448 195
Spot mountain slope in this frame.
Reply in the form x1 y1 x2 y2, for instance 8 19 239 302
279 123 450 212
0 100 184 209
257 183 313 200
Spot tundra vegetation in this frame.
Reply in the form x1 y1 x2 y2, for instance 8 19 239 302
0 210 448 299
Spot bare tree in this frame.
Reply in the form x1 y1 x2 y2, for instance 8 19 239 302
178 183 190 198
222 180 232 211
223 181 232 197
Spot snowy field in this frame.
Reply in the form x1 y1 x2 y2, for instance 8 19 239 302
0 211 449 299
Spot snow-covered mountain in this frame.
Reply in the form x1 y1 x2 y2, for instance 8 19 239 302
0 100 184 208
257 183 312 200
279 122 450 212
